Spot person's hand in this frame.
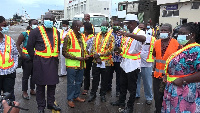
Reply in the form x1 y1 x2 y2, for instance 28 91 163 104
163 74 167 83
84 55 90 60
114 51 119 56
96 58 102 64
94 54 100 59
2 100 20 113
76 57 85 61
21 54 27 59
172 78 183 86
117 31 126 36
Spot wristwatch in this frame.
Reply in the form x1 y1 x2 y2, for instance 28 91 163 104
182 78 187 85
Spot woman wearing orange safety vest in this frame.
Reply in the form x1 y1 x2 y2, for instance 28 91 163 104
16 19 38 100
152 23 182 113
0 16 19 101
162 23 200 113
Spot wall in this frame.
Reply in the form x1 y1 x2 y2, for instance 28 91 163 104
157 0 190 5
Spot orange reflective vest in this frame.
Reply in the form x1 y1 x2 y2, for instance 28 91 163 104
22 30 30 55
35 26 59 58
146 36 156 62
165 43 199 82
154 38 179 78
0 35 14 69
95 29 113 60
65 29 87 68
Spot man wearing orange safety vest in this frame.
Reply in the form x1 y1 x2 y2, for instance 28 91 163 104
27 13 61 113
110 14 146 113
62 20 89 108
88 21 115 103
136 23 155 105
59 20 70 77
0 16 19 102
152 23 181 113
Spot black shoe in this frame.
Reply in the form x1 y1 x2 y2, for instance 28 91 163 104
110 100 125 107
88 94 96 102
47 104 61 111
120 107 133 113
38 109 44 113
100 96 106 102
116 92 120 97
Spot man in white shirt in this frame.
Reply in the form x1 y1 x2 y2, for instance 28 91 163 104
146 22 154 36
110 14 146 113
135 23 155 105
59 20 70 77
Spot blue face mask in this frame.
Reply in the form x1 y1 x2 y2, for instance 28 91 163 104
0 26 9 34
147 26 150 29
123 25 128 31
31 25 38 29
159 33 169 39
44 20 53 28
177 35 189 45
79 27 84 34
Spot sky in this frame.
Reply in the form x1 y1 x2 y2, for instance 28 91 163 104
0 0 64 19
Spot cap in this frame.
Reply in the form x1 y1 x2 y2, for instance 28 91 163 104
125 14 138 21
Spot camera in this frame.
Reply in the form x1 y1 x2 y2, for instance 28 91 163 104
0 92 14 113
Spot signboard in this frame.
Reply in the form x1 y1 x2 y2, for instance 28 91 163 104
166 4 178 10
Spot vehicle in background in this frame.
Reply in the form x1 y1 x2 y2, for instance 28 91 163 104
172 25 181 39
73 13 109 34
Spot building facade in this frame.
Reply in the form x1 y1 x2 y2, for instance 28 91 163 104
64 0 110 20
158 0 200 28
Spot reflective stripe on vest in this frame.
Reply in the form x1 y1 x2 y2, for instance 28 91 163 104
154 38 179 78
35 26 58 58
165 43 199 82
60 30 64 44
65 29 87 68
85 34 94 42
95 30 113 60
146 36 156 62
22 30 30 55
0 35 14 69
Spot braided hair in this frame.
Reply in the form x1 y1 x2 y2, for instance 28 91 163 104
181 22 200 44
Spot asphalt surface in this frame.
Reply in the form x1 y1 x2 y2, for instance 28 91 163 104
7 23 155 113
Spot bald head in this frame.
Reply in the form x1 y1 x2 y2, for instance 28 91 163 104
44 12 55 21
101 21 109 27
113 20 120 26
84 14 90 22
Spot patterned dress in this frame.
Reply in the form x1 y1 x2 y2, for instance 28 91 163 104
162 46 200 113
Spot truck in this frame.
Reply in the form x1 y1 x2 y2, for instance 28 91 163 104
73 13 109 34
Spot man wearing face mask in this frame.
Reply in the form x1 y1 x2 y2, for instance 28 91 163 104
88 21 115 102
110 14 146 113
59 20 70 77
152 23 181 113
0 16 18 102
146 22 155 36
27 13 61 113
62 20 89 108
16 19 38 100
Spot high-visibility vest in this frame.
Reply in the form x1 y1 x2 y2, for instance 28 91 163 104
0 35 14 69
153 38 179 78
95 29 113 60
92 24 95 34
120 28 141 60
165 43 199 82
60 30 64 44
65 29 87 68
22 30 30 55
35 26 59 58
146 36 156 62
85 34 94 42
152 28 155 36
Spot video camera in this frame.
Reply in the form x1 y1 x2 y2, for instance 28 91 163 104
0 92 29 113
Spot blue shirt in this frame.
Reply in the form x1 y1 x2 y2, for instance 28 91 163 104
112 32 122 62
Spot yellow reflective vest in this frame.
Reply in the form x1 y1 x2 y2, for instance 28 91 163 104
146 36 156 62
0 35 14 69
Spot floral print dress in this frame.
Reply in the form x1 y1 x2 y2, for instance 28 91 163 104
162 46 200 113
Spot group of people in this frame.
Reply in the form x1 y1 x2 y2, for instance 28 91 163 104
1 12 200 113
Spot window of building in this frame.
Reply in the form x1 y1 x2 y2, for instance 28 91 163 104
107 8 109 10
162 10 179 17
118 4 126 11
104 8 106 10
191 2 200 9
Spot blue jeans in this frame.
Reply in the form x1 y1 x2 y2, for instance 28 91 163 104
136 67 153 100
66 68 84 101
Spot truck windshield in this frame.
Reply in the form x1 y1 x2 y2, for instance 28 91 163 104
90 17 106 27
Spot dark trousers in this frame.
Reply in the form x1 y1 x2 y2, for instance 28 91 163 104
119 69 139 108
0 72 16 101
90 64 111 96
83 57 93 90
22 58 35 91
108 62 121 92
36 84 56 110
153 77 164 113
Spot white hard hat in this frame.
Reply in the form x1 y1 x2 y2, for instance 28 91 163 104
125 14 138 21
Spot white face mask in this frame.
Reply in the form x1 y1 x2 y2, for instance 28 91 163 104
62 27 67 30
159 33 169 39
31 25 38 29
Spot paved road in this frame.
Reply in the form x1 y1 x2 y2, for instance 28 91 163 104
8 23 155 113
